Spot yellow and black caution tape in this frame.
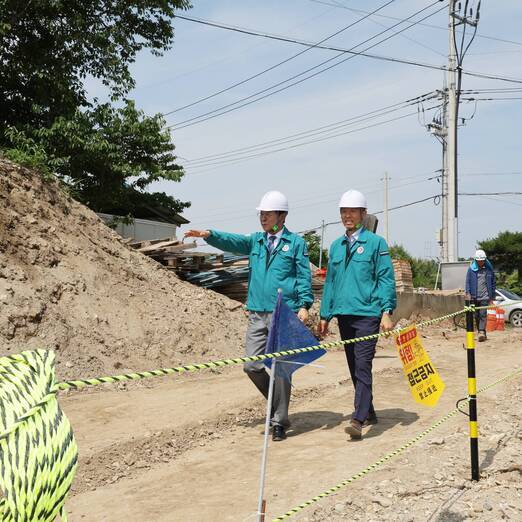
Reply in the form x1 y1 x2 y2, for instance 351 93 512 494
0 349 78 522
272 367 522 521
55 308 468 391
474 299 522 311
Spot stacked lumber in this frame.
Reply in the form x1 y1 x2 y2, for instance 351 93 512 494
392 259 414 293
129 238 250 301
129 237 224 272
131 238 325 304
131 238 408 299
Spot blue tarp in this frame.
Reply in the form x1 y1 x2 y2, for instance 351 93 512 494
264 293 326 381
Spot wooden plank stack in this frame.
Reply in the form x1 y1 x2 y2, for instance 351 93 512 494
130 238 413 299
129 237 250 301
129 237 224 272
392 259 414 293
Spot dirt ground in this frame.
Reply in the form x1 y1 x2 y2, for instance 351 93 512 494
2 160 520 521
63 325 522 522
0 159 247 379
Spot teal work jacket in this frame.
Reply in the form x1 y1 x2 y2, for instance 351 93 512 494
206 227 314 313
320 229 396 320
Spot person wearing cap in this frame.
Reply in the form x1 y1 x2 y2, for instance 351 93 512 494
318 190 396 440
465 249 496 342
184 191 313 441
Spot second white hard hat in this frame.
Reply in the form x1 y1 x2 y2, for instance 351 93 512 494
256 190 289 212
338 190 367 209
474 249 487 260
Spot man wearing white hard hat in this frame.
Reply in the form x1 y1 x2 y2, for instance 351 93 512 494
465 249 496 342
185 191 313 441
318 190 396 440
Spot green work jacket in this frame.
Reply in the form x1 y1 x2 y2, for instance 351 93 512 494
206 227 313 313
320 229 396 320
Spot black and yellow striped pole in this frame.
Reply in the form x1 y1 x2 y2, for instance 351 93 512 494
465 300 479 481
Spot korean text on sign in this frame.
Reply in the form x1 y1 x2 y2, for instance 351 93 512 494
395 326 445 406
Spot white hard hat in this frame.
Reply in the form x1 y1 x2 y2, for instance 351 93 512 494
338 190 367 209
474 249 487 261
256 191 289 212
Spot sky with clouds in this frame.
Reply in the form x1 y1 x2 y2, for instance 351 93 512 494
93 0 522 259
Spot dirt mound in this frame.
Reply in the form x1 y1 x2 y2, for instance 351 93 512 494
0 158 247 379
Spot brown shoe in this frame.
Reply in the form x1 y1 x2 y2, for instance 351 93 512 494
478 332 486 342
346 419 363 439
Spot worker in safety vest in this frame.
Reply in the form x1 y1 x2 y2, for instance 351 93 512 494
318 190 396 440
185 191 313 441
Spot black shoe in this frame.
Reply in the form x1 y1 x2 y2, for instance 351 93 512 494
272 426 286 441
363 412 378 427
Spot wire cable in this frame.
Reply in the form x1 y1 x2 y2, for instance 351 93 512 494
168 1 447 130
309 0 522 47
167 8 522 130
186 105 441 174
182 92 437 166
173 17 522 79
298 194 441 233
169 0 396 116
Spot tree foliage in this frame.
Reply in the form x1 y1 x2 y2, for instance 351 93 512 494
0 0 191 215
303 231 328 268
479 230 522 291
389 244 439 289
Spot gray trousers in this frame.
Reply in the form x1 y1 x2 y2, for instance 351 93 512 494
475 299 489 333
244 311 291 427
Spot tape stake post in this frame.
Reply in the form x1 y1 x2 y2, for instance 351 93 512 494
466 301 479 481
257 359 277 522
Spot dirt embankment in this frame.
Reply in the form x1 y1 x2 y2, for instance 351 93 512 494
0 158 247 379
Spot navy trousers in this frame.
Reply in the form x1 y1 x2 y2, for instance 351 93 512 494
337 315 381 423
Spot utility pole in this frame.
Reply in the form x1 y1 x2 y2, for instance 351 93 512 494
318 219 325 269
447 0 481 261
382 171 390 244
427 88 448 262
447 0 458 262
440 86 449 264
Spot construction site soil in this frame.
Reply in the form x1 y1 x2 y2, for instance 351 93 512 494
0 158 247 380
1 158 520 521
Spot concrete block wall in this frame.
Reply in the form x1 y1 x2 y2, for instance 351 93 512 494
395 293 465 321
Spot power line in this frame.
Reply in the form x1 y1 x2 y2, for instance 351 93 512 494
460 191 522 196
168 1 448 130
309 0 522 47
182 92 437 167
471 195 522 207
186 105 441 174
189 179 439 227
461 97 522 101
298 194 441 233
173 15 522 85
190 171 522 223
461 87 522 93
168 8 522 130
168 0 396 115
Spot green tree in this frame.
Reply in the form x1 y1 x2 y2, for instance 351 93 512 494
389 244 412 262
303 231 328 268
0 0 190 214
479 231 522 292
389 244 439 289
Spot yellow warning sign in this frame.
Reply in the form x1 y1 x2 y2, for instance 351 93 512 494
395 326 445 406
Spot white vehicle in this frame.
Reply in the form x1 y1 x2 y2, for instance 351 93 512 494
495 288 522 327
